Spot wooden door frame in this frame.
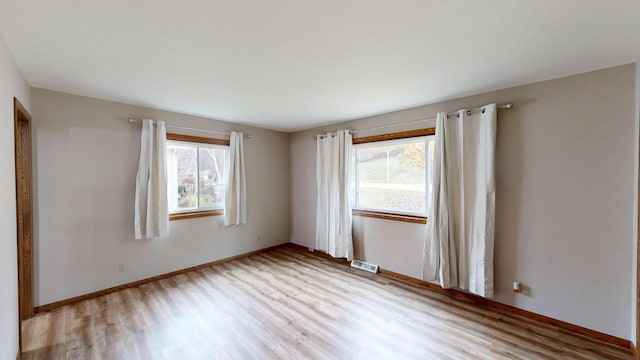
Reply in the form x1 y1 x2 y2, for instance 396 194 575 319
14 97 34 343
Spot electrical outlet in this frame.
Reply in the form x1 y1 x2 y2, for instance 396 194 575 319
118 263 127 272
513 281 521 293
257 236 261 243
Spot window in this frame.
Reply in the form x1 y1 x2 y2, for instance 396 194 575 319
352 134 435 218
167 135 229 219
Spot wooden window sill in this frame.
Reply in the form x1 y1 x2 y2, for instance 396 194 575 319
352 210 427 224
169 209 224 221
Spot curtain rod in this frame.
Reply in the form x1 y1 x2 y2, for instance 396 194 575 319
127 118 253 138
313 103 513 140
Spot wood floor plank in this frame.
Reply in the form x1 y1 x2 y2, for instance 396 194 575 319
21 248 633 360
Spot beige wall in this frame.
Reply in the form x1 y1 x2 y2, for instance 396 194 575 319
0 35 31 360
290 64 636 339
31 89 290 306
634 60 640 345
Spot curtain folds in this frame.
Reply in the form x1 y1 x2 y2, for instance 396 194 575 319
225 131 247 226
423 104 497 298
316 130 354 260
134 119 168 239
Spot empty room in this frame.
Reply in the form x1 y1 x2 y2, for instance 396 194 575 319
2 1 640 359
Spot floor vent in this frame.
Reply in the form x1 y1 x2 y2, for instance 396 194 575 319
351 259 379 274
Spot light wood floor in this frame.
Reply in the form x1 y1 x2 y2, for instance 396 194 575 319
22 247 632 360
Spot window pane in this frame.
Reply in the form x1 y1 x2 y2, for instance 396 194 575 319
350 148 356 207
199 147 226 209
357 141 426 214
427 140 435 212
168 144 198 212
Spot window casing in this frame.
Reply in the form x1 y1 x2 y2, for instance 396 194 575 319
351 135 435 217
167 139 229 216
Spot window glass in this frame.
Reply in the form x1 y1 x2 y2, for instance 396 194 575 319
353 137 433 215
198 147 227 209
350 149 357 207
167 141 228 213
168 144 198 212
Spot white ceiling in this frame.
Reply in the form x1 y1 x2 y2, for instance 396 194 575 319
1 1 639 132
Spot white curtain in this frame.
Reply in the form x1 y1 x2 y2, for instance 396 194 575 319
316 130 354 260
225 131 247 226
423 104 497 298
134 119 168 239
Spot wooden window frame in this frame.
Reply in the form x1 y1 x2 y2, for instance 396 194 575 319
351 128 434 224
352 128 435 145
167 133 230 146
166 133 229 221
